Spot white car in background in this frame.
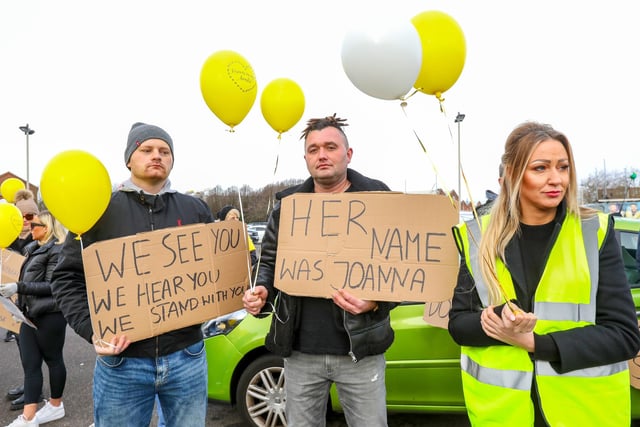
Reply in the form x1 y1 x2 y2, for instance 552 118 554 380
247 222 267 243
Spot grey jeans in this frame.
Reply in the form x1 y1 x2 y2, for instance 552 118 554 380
284 351 388 427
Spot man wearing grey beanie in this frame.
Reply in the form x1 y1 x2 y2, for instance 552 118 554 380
52 122 214 427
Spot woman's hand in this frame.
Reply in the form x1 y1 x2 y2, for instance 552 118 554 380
480 304 536 352
0 282 18 298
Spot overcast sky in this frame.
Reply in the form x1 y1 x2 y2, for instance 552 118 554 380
2 1 639 204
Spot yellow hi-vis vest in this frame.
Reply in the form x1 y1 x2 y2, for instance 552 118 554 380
455 213 630 427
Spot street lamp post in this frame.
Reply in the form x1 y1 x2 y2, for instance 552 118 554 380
19 124 35 191
454 113 465 205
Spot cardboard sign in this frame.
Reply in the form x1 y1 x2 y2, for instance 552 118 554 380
0 298 22 334
275 192 459 302
422 299 453 329
631 320 640 390
82 221 249 343
1 249 25 284
0 250 25 333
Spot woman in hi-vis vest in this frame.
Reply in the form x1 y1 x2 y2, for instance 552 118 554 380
448 121 640 427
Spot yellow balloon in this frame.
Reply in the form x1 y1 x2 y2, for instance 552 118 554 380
40 150 112 236
411 11 466 99
260 78 305 135
0 178 26 203
200 50 257 130
0 203 23 248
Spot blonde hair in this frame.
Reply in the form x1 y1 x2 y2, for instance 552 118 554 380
35 210 68 245
478 121 590 304
225 208 240 221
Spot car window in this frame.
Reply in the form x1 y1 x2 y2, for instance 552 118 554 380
620 230 638 254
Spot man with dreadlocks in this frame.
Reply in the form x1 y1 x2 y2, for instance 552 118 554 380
243 114 397 426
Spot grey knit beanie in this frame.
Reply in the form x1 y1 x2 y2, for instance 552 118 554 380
124 122 174 166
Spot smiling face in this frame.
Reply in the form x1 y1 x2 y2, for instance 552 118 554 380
519 138 569 224
127 139 173 187
303 126 352 191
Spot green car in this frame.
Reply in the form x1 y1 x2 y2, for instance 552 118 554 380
204 217 640 427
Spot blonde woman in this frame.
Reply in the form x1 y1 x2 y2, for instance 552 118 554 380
449 122 640 426
0 210 68 427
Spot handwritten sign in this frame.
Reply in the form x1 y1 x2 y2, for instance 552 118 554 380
1 249 25 284
82 221 249 343
0 298 22 333
275 192 459 302
422 299 453 329
0 249 25 333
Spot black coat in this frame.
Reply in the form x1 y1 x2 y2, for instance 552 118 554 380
17 239 62 319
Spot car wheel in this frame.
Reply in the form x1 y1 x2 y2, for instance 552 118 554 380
236 353 287 427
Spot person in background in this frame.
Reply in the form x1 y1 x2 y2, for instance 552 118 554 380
449 121 640 426
624 203 640 218
10 189 39 254
242 114 397 427
51 122 215 427
216 205 257 266
608 203 622 217
475 164 504 217
5 188 43 408
0 210 69 427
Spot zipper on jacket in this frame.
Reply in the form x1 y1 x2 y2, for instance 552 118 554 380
342 310 358 363
149 205 155 231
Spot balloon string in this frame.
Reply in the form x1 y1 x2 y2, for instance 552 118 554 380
272 134 281 176
235 191 255 292
250 132 285 292
400 89 420 102
399 102 456 210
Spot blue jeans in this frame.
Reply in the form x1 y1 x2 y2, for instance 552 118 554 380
156 394 166 427
284 351 388 427
93 341 207 427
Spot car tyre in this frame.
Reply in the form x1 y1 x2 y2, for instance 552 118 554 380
236 353 287 427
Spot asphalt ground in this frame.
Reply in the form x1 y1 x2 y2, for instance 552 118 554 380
0 323 470 427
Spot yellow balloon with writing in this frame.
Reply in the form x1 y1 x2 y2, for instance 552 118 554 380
411 10 466 100
260 78 305 135
0 203 23 248
40 150 112 237
200 50 257 130
0 178 26 203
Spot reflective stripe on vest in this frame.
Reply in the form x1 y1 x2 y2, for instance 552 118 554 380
461 353 532 390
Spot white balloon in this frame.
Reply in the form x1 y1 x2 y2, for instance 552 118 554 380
341 20 422 100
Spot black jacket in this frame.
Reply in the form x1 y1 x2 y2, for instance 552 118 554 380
51 188 214 358
17 239 63 319
256 169 398 361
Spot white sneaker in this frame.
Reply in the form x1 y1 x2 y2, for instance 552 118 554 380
34 401 64 424
5 414 38 427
